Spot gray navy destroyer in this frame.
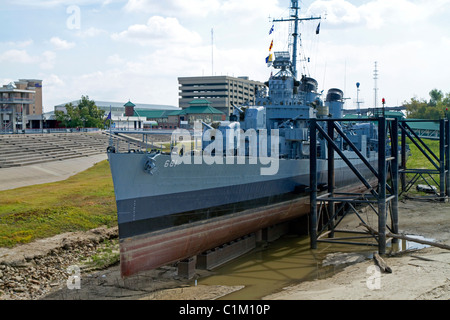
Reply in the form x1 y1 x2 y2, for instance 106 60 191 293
107 0 379 277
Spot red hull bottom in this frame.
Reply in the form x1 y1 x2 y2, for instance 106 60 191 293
119 198 309 277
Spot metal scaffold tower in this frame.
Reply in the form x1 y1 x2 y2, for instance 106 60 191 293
309 117 450 255
309 117 399 255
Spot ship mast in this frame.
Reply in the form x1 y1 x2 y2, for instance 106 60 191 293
273 0 321 79
291 0 300 79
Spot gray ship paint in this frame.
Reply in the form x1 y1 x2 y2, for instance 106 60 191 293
171 127 280 176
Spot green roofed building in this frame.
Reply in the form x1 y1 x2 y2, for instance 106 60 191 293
136 99 225 129
134 109 179 129
177 99 225 128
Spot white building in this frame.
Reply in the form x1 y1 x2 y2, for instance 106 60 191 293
54 99 179 130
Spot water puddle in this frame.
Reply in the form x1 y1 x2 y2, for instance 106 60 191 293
195 233 433 300
196 235 373 300
389 234 433 251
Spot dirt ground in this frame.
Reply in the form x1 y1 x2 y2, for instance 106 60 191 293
166 199 448 301
264 199 450 300
1 199 449 300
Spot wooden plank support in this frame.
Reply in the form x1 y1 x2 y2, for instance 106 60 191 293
373 252 392 273
360 222 450 251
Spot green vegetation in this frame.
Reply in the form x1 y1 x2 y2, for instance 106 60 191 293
406 138 440 170
404 89 450 120
0 160 117 247
404 138 442 190
81 238 120 270
55 95 106 129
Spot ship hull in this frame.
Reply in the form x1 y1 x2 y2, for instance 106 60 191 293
108 152 377 277
119 197 308 277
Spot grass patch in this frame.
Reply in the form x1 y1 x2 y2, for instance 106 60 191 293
406 138 440 170
81 238 120 270
0 160 117 248
403 138 443 193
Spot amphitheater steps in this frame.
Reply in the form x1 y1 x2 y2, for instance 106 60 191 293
0 132 141 168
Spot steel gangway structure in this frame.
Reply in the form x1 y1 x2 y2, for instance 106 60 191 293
309 117 449 255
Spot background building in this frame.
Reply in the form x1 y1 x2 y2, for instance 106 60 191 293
172 99 225 129
55 100 178 117
134 99 225 129
178 76 266 117
54 100 179 131
0 79 43 133
133 109 179 130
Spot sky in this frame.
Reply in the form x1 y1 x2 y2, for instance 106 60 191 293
1 0 450 113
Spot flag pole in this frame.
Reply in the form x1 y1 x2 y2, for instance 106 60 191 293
109 105 112 147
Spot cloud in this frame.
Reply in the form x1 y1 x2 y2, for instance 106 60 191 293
111 16 202 46
2 40 34 48
44 74 65 87
75 27 108 38
308 0 360 26
123 0 283 20
442 36 450 47
40 51 57 70
359 0 423 29
310 37 442 107
8 0 121 7
0 49 37 64
106 54 125 65
307 0 447 30
0 48 59 70
50 37 76 50
221 0 282 21
124 0 221 17
46 68 165 108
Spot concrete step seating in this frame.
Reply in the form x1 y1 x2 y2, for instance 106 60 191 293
0 132 140 168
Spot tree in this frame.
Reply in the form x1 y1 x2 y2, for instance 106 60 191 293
405 89 450 120
404 97 429 119
429 89 443 107
55 96 105 128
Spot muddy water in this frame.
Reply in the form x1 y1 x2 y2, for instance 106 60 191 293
196 233 433 300
196 234 375 300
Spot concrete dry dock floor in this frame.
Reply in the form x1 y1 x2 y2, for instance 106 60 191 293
36 199 450 300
